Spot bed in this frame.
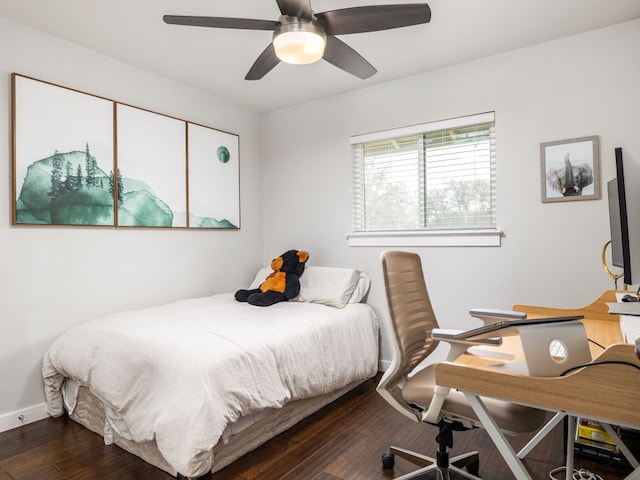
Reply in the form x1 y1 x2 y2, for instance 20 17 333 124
42 266 378 479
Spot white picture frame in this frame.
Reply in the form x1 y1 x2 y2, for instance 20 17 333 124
540 135 600 203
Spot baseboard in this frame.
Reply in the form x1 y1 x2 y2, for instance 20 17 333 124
378 359 391 372
0 403 49 433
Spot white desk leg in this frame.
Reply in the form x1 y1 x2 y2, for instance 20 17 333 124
623 467 640 480
601 423 640 469
565 416 576 480
592 422 640 480
517 412 566 459
464 393 532 480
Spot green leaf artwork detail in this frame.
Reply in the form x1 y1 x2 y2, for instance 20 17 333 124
17 144 237 228
217 146 230 164
16 148 114 225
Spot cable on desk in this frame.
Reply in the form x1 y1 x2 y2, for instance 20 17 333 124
549 466 604 480
560 360 640 377
588 338 606 350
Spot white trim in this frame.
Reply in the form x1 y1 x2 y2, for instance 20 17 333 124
350 111 495 144
0 403 49 433
347 229 502 247
378 359 391 372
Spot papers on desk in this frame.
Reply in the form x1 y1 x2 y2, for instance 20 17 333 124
620 316 640 343
609 294 640 343
606 301 640 315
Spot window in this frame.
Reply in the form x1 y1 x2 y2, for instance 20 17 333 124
349 112 499 247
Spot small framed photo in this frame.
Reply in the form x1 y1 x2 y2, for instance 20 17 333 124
540 135 600 203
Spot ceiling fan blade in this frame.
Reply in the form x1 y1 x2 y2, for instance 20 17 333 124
276 0 313 20
316 4 431 35
323 36 376 80
163 15 278 31
245 44 281 80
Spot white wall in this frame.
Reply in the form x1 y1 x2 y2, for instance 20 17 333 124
262 20 640 366
2 14 639 432
0 16 265 429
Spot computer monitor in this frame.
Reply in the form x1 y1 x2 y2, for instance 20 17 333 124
607 177 624 269
607 147 640 285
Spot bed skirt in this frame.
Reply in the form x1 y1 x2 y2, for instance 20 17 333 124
69 380 365 477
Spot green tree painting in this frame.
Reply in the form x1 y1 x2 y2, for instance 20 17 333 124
16 147 114 225
13 74 240 229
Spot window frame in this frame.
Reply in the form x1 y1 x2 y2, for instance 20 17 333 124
348 112 502 247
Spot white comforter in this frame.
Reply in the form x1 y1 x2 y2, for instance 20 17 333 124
42 293 378 477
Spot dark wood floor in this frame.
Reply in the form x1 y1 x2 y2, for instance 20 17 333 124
0 376 633 480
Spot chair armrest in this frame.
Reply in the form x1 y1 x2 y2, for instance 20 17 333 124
469 308 527 324
432 328 503 364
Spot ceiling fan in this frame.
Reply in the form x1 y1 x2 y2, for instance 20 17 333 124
163 1 431 81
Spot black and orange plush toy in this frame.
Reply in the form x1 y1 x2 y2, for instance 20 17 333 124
235 250 309 307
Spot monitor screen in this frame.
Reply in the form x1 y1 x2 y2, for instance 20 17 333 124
607 177 624 268
608 147 640 285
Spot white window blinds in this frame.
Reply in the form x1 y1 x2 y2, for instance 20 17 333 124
351 112 496 233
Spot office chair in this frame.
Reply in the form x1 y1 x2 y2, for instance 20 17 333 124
377 250 549 480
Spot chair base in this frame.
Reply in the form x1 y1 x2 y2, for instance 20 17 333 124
388 445 482 480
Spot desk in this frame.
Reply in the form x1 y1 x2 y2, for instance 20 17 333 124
514 290 623 350
435 291 640 479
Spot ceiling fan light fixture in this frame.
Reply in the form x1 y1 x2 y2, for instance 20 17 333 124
273 17 326 65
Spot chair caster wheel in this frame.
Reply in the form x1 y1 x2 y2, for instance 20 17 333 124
466 458 480 476
382 452 395 469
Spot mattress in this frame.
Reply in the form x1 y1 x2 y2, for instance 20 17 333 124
43 293 379 477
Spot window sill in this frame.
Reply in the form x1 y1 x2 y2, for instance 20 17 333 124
346 229 503 247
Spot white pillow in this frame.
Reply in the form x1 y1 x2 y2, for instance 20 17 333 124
246 266 369 307
297 266 362 308
248 267 272 289
348 272 371 303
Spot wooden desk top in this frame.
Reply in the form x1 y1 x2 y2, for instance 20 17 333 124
438 343 640 429
513 290 622 350
436 291 640 429
457 290 623 368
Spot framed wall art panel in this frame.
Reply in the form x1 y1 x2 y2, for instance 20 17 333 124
540 135 600 203
12 73 241 230
12 74 115 226
187 123 240 229
116 104 187 228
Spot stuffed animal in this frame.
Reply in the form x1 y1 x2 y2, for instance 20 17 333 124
235 249 309 307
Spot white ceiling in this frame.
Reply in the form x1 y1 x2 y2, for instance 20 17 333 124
1 0 639 112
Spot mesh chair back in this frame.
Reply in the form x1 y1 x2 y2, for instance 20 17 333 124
381 250 439 375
